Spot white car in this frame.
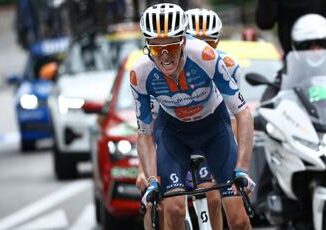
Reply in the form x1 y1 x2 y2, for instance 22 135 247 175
48 30 142 179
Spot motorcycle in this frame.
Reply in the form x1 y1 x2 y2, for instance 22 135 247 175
247 49 326 230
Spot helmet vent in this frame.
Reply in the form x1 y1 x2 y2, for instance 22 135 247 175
212 17 216 29
174 31 184 37
211 32 219 37
145 12 151 32
199 15 203 30
175 12 180 30
159 14 165 33
152 14 157 32
191 15 196 30
207 16 211 30
168 12 173 32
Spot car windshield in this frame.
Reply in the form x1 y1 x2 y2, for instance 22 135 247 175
65 33 143 74
281 49 326 124
240 59 281 101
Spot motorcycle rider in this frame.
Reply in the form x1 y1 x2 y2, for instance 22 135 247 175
185 8 241 135
255 13 326 208
261 13 326 102
131 3 254 230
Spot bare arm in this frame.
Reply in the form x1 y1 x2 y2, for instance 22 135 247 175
235 107 254 171
137 134 157 180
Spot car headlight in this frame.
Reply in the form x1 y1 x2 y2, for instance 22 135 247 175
58 95 85 114
20 94 38 110
108 140 137 160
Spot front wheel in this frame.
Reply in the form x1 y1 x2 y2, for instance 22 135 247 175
21 140 35 152
53 139 78 180
94 196 101 224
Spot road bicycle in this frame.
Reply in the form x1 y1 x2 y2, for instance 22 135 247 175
150 154 254 230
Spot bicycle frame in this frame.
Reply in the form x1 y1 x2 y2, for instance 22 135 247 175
192 195 211 230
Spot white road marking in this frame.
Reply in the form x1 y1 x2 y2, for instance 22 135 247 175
69 203 96 230
0 132 19 154
0 180 92 230
16 209 69 230
0 132 19 143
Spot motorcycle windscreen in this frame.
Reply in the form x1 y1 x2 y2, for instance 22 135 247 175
282 49 326 91
281 49 326 125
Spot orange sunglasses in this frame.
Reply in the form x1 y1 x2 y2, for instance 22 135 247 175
145 38 184 57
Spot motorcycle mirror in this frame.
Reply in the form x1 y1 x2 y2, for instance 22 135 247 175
245 73 279 89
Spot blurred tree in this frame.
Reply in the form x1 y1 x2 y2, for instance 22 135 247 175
0 0 15 5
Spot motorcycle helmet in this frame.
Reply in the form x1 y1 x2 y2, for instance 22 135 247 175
291 14 326 51
140 3 188 39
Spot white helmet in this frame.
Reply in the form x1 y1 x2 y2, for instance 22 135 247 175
185 8 222 39
140 3 188 39
291 14 326 42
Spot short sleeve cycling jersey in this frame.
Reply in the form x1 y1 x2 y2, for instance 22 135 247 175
130 38 247 134
186 35 241 85
218 50 241 85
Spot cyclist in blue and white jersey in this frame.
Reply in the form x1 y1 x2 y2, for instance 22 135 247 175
183 8 242 229
131 3 255 230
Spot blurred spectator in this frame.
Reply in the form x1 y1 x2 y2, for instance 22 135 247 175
255 0 326 57
105 0 127 24
39 0 66 38
241 27 258 41
15 0 39 49
66 0 100 36
15 0 67 50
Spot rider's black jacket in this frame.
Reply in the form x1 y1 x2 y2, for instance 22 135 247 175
256 0 326 57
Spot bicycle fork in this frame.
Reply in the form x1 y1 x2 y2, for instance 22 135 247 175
185 196 193 230
192 194 212 230
189 154 212 230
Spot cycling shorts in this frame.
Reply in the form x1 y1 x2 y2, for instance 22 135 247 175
154 102 238 197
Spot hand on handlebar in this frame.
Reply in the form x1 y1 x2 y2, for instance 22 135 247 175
141 178 162 206
234 168 256 194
